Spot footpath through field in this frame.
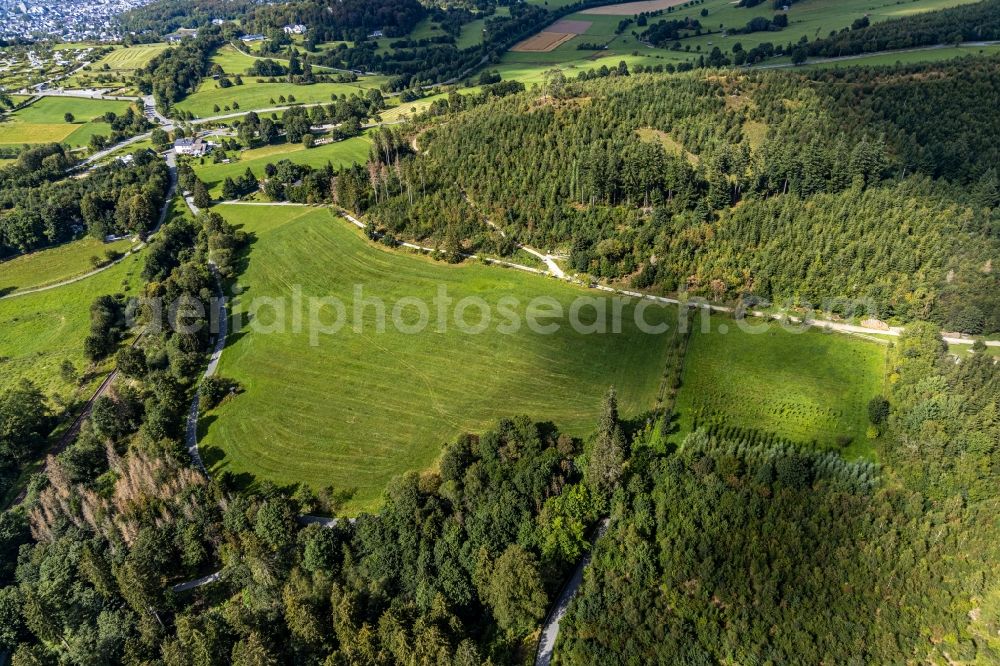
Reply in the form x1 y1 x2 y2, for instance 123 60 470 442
4 150 178 508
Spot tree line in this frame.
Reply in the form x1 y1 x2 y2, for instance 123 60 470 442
336 61 999 332
0 148 170 258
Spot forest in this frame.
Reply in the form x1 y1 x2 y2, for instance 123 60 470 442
806 0 1000 57
331 58 1000 333
136 27 225 109
0 148 171 259
556 323 1000 663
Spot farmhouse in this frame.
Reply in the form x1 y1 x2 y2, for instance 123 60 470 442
174 137 212 157
283 24 307 35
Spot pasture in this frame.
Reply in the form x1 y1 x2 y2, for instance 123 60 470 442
0 252 142 399
199 204 679 512
0 236 135 295
175 77 386 118
210 45 260 75
0 96 133 147
501 0 984 69
672 315 886 459
191 134 371 197
582 0 690 14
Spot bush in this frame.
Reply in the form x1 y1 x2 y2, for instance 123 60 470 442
200 376 240 409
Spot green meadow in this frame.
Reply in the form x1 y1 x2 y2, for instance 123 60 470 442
500 0 985 72
0 252 142 398
175 77 385 118
0 236 135 295
191 134 371 197
0 96 134 147
200 204 679 512
672 314 887 459
65 44 168 88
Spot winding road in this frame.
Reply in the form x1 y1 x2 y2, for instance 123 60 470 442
2 152 177 300
535 519 609 666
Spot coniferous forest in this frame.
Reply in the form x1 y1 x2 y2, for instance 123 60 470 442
336 57 1000 334
1 20 999 665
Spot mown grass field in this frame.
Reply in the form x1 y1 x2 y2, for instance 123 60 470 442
0 252 142 398
0 96 133 146
672 315 887 459
175 77 386 118
210 45 260 75
192 134 371 197
200 204 679 512
95 44 168 70
799 43 1000 68
501 0 984 71
0 236 135 295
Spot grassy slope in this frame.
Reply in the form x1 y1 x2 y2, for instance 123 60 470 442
0 97 133 146
95 44 169 69
200 205 678 512
64 44 167 87
0 236 135 294
175 78 384 118
672 314 886 459
0 252 143 397
498 0 985 75
192 134 371 197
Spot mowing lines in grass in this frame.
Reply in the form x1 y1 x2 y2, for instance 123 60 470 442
200 204 680 512
0 252 142 398
192 134 371 197
672 315 886 459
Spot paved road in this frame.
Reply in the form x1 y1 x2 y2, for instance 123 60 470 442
171 515 353 592
4 151 178 509
31 89 141 101
3 152 177 300
181 192 232 477
171 570 221 593
535 519 609 666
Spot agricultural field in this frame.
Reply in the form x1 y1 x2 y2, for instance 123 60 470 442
672 315 887 459
501 0 985 71
674 0 986 59
0 236 135 295
0 96 134 147
0 251 142 399
191 134 371 197
65 44 167 89
199 204 679 512
175 76 386 118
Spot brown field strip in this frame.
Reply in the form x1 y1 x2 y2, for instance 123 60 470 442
512 31 578 52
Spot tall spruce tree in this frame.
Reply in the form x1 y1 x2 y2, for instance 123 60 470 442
587 387 626 495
